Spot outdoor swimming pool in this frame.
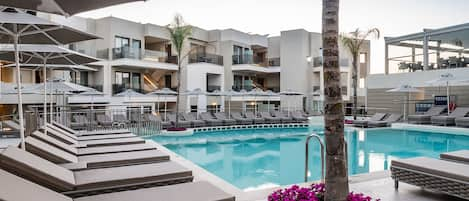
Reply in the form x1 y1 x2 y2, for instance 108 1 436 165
149 127 469 191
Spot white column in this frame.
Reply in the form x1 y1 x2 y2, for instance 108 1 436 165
423 34 429 70
384 44 389 74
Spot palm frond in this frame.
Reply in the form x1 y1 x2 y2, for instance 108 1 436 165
166 14 192 55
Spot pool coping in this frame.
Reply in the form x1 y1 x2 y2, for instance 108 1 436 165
391 123 469 136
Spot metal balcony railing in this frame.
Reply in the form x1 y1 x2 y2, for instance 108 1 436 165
232 54 268 66
268 57 280 66
97 48 177 64
142 50 168 62
189 53 223 65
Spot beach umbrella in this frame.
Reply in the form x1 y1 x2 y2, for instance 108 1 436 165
426 73 469 115
387 85 422 121
0 44 99 133
0 8 99 149
147 88 177 120
1 0 144 16
77 89 104 110
280 89 304 116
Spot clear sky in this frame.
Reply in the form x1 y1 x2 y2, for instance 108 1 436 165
79 0 469 74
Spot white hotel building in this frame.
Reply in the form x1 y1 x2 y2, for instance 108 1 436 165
0 13 371 116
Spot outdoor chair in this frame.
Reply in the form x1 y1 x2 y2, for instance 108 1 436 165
214 112 237 126
199 112 223 127
46 124 135 141
367 113 402 128
391 157 469 200
52 121 131 137
244 112 265 124
0 168 235 201
182 113 206 127
408 106 446 124
167 113 191 128
40 129 144 148
431 107 469 126
352 113 387 128
272 111 294 123
145 113 171 129
259 112 282 124
231 112 253 125
291 111 308 122
440 150 469 164
96 113 113 127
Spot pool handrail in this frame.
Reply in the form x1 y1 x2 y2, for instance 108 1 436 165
305 133 324 183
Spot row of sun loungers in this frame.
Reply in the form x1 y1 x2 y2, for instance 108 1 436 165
70 111 310 130
407 106 469 127
0 122 235 201
391 150 469 200
352 113 403 128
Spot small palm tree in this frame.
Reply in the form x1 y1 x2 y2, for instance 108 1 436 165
167 14 192 128
341 28 380 120
322 0 349 201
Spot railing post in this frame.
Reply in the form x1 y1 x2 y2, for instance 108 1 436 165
305 133 324 183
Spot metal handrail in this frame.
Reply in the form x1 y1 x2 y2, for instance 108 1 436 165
305 133 324 183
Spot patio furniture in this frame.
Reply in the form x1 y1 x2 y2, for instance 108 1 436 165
46 124 135 141
0 146 193 196
398 62 409 72
0 120 21 138
145 113 171 129
231 112 253 125
181 113 206 127
167 113 191 128
391 157 469 200
259 112 282 124
214 112 237 126
31 131 157 156
41 129 144 148
431 107 469 126
408 106 446 124
272 111 294 123
244 112 265 124
113 114 130 125
0 168 235 201
455 116 469 128
291 111 308 122
352 113 387 128
410 62 423 72
96 114 113 127
367 113 403 128
199 112 223 127
51 121 131 136
449 56 459 68
25 136 169 170
440 150 469 164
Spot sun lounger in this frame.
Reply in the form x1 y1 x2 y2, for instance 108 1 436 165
291 111 308 122
112 114 130 125
272 111 294 123
352 113 387 128
182 113 206 127
1 120 20 138
260 112 282 124
408 106 446 124
41 129 145 148
72 115 98 130
200 112 223 127
0 146 193 197
0 168 235 201
367 113 402 128
25 136 169 170
244 112 265 124
231 112 253 125
96 114 113 127
31 131 156 156
145 113 172 129
214 112 237 126
52 121 132 136
46 124 136 141
431 107 469 126
391 157 469 199
440 150 469 164
167 113 191 128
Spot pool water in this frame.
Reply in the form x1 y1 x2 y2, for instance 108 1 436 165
149 128 469 191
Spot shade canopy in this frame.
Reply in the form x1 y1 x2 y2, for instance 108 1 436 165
247 88 267 96
114 89 145 97
4 63 97 71
0 44 99 65
0 82 35 94
0 8 99 44
180 88 206 96
24 78 94 93
280 89 304 96
426 73 468 85
1 0 144 16
386 85 422 93
78 89 104 96
147 88 178 96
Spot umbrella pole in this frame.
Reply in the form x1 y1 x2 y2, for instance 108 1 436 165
13 34 26 150
42 61 48 134
447 81 450 116
228 95 231 119
164 101 167 120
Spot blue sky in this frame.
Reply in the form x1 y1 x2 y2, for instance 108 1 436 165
79 0 469 73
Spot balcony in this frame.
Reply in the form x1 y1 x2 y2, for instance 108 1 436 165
112 47 141 60
142 49 168 62
97 47 177 64
207 85 221 92
189 53 223 66
112 84 147 95
268 58 280 66
232 54 268 66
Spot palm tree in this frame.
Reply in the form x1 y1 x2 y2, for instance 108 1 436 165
322 0 349 201
167 14 192 128
341 28 380 120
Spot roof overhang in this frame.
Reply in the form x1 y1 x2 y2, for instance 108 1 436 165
90 58 178 71
231 64 280 73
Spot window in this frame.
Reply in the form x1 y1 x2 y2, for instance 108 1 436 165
132 39 141 49
115 36 130 48
360 53 367 64
164 75 172 88
80 72 89 86
131 72 141 90
115 72 130 87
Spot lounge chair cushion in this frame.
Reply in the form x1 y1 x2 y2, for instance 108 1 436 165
25 137 79 163
0 169 72 201
73 161 192 190
440 150 469 164
76 143 156 156
0 146 76 191
45 129 145 147
391 157 469 182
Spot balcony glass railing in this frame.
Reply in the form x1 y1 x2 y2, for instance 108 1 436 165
97 48 177 64
143 50 168 62
112 47 141 60
268 57 280 66
232 54 268 66
112 84 146 95
189 53 223 65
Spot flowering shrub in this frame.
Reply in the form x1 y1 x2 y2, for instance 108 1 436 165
268 183 379 201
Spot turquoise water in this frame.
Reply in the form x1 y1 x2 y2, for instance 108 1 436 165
149 128 469 191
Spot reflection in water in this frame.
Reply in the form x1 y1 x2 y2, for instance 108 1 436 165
151 128 469 190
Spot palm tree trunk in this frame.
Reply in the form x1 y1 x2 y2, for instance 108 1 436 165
322 0 349 201
174 55 181 127
352 54 358 120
